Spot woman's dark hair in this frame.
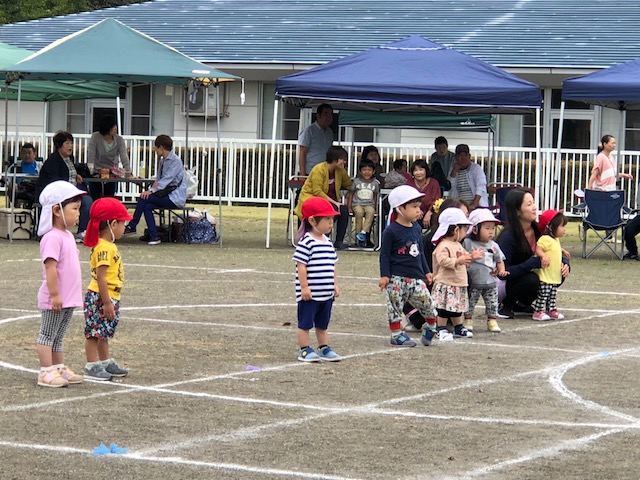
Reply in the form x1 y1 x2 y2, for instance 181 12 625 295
410 159 430 177
430 198 469 232
359 158 375 171
154 134 173 151
325 146 348 164
601 134 614 146
98 115 117 136
499 187 539 256
53 131 73 150
361 145 380 164
547 212 568 238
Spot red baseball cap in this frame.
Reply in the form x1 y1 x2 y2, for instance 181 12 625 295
301 197 339 220
538 209 562 235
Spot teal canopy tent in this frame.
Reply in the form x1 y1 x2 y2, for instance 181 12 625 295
0 41 118 101
2 18 238 244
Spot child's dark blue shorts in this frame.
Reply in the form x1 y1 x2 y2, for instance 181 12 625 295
297 298 333 330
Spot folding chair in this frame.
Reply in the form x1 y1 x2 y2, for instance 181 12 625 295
581 189 628 260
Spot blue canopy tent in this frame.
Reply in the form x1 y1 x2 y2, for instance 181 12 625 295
265 35 542 246
555 58 640 207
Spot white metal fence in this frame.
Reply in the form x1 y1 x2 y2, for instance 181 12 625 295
3 132 639 215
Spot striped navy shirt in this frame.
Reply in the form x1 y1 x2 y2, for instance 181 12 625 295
293 233 338 302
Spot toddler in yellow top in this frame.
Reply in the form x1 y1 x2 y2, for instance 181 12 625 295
82 197 132 381
533 209 568 321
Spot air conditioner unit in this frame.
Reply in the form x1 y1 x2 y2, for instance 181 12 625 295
181 85 219 117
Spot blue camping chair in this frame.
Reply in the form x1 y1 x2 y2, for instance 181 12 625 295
581 189 628 260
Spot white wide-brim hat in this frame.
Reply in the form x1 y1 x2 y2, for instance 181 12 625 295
468 208 500 228
432 207 472 243
38 181 87 236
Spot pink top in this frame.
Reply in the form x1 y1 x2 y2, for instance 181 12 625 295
593 152 616 191
37 228 83 310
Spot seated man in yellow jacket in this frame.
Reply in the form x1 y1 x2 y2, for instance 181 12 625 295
295 146 353 250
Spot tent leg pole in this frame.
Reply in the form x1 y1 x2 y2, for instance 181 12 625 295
10 80 23 242
266 99 279 249
553 101 565 209
215 82 222 247
534 108 542 213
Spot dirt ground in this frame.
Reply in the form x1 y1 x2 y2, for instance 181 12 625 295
1 206 639 479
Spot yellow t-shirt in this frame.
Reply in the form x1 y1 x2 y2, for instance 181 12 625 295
535 235 562 285
87 238 124 300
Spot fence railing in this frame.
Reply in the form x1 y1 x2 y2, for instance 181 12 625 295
2 132 639 215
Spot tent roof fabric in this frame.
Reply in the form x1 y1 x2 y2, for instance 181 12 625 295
339 111 494 130
562 57 640 110
0 41 117 101
5 18 237 85
276 36 541 114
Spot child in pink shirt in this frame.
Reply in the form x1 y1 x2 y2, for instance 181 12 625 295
36 181 87 387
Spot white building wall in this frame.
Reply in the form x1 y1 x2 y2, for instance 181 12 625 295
170 81 260 139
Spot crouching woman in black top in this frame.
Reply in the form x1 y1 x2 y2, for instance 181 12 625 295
496 188 570 319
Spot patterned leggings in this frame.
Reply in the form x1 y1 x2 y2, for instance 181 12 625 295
385 276 437 324
534 282 558 312
466 286 499 319
37 308 74 352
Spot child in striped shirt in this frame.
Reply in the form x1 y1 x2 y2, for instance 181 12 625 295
293 197 342 363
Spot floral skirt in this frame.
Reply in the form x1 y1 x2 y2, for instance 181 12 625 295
431 282 468 314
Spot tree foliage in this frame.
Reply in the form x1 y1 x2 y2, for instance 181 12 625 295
0 1 143 24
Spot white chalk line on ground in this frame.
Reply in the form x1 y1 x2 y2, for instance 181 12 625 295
131 352 640 458
446 428 626 480
2 348 637 479
2 296 635 473
0 440 364 480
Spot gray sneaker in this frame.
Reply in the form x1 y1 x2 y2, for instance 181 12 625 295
104 360 128 377
84 364 112 381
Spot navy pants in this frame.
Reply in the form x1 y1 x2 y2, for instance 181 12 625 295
128 194 178 240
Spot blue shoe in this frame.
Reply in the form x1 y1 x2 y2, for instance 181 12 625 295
356 232 366 241
318 346 342 362
421 328 435 346
298 347 320 362
390 332 417 347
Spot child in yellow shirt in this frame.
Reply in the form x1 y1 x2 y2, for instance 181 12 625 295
82 198 132 381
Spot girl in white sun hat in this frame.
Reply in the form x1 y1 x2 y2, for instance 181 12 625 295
36 180 87 387
462 209 509 333
379 185 438 348
431 207 482 341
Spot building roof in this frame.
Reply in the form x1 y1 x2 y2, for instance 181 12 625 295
0 0 638 69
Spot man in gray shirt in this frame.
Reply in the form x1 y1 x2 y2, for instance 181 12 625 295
429 136 455 191
298 104 334 175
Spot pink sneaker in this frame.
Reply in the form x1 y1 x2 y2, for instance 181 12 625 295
547 310 565 320
58 366 84 384
37 369 69 388
532 311 550 321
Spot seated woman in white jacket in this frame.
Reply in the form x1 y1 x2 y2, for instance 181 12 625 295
447 144 488 210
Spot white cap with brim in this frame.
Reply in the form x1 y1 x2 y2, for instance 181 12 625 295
432 208 472 243
468 208 500 227
388 185 424 209
38 181 87 237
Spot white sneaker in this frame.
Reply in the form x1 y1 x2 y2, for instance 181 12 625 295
437 329 454 342
75 231 85 243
